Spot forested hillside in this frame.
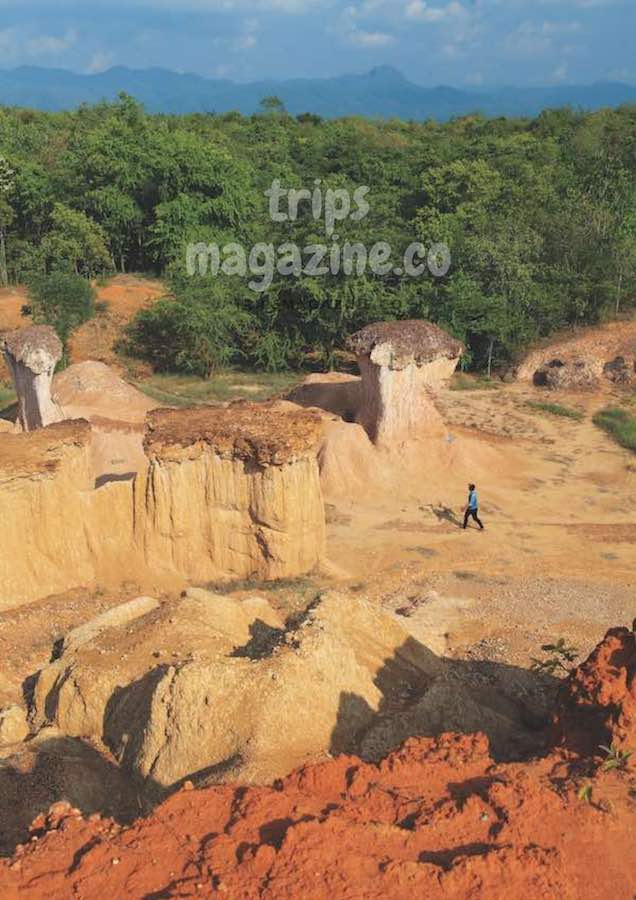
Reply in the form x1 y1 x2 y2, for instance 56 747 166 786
1 95 635 374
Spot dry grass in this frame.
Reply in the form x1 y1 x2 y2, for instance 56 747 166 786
135 371 302 407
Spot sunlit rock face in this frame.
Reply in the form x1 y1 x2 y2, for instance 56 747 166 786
0 401 327 611
2 325 63 432
347 320 463 446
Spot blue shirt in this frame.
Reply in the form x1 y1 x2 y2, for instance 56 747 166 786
468 490 478 510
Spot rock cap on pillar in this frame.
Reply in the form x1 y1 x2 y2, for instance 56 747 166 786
347 320 464 370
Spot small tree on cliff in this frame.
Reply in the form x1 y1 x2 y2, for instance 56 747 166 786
27 272 96 365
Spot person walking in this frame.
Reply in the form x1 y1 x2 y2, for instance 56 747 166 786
463 483 484 530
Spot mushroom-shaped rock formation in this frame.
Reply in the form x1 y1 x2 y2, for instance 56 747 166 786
2 325 63 431
347 320 464 445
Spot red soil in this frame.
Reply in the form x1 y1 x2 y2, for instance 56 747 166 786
0 276 164 382
2 627 635 899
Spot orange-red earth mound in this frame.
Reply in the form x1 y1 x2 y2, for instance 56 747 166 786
2 627 635 899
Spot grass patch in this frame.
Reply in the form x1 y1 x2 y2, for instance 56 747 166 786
0 383 16 412
134 370 302 407
525 401 584 422
451 374 500 392
593 407 636 452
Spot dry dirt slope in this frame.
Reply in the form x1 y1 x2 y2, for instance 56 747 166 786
1 626 635 900
0 275 165 381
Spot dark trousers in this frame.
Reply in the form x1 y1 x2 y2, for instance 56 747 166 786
463 508 484 530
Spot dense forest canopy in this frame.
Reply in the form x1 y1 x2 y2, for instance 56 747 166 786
0 94 635 374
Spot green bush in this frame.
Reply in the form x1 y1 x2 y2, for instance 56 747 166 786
27 272 96 359
124 281 253 378
593 407 636 452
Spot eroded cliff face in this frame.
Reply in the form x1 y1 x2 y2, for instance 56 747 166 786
0 403 326 609
356 354 454 445
142 404 325 583
0 421 136 611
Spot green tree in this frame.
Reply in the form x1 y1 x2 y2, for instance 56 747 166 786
40 203 112 276
125 277 253 378
27 272 96 361
259 96 287 116
0 156 15 287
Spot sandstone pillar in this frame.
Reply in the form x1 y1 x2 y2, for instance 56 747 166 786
2 325 63 431
347 320 463 446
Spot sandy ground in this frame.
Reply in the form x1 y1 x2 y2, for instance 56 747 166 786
319 380 635 669
1 378 634 709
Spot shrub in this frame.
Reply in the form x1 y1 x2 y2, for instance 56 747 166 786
27 272 96 359
124 282 253 378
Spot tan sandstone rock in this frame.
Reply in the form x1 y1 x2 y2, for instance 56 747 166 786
0 705 29 746
0 400 327 610
141 402 326 583
32 590 442 790
347 320 463 446
2 325 63 432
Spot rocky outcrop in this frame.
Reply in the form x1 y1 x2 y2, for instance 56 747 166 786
532 358 599 390
517 319 636 387
0 401 327 610
2 325 63 431
0 420 135 611
347 320 463 445
603 355 634 385
6 626 636 897
553 625 636 756
32 590 442 791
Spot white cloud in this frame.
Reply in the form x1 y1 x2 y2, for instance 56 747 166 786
336 4 396 48
405 1 465 23
504 19 582 59
551 61 569 81
0 26 78 61
27 30 77 56
86 50 113 73
348 27 395 46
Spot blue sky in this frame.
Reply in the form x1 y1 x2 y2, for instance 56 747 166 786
0 1 633 86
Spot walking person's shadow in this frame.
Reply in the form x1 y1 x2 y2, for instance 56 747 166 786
424 504 462 528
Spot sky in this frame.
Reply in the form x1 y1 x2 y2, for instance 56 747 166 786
0 0 633 87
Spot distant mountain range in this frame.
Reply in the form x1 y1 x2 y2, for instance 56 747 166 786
1 65 635 120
